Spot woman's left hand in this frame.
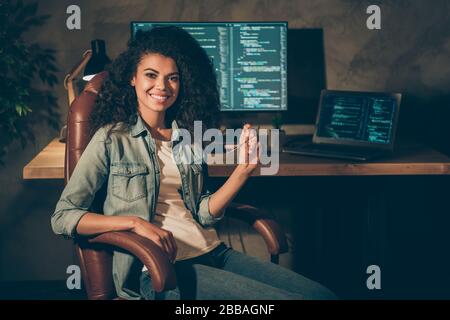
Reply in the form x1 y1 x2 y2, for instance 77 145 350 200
236 123 259 177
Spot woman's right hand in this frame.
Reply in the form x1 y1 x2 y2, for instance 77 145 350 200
131 217 178 263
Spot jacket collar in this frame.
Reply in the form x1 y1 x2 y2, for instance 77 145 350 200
130 113 180 142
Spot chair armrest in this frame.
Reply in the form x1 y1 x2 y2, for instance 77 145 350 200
88 231 177 292
226 203 289 256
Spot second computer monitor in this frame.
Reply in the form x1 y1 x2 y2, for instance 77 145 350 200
131 21 288 112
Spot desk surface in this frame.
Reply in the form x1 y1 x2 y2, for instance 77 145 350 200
23 138 450 179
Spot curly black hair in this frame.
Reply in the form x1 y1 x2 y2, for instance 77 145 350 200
89 26 221 137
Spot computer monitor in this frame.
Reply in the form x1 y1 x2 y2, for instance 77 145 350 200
131 22 287 112
314 90 402 150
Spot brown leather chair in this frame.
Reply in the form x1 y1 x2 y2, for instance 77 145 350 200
65 72 289 300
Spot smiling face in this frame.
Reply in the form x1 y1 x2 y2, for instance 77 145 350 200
131 53 180 117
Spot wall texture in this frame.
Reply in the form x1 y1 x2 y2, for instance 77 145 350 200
0 0 449 297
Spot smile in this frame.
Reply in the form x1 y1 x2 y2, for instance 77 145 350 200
149 93 171 102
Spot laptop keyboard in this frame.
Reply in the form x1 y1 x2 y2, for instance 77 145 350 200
300 144 373 155
283 143 385 160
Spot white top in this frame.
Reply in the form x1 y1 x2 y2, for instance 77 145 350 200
142 138 221 271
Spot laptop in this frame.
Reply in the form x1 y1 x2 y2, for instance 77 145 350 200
283 90 402 161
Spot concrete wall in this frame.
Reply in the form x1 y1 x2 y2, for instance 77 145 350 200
0 0 449 295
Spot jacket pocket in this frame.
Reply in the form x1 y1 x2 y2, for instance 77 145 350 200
111 163 148 202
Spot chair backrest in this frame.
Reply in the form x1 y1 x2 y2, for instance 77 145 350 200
65 71 116 300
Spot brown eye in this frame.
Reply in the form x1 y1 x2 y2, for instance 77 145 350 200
146 73 157 79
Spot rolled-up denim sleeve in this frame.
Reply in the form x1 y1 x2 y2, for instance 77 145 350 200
197 162 225 228
51 128 109 238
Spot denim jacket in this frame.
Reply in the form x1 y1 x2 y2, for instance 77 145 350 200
51 114 223 299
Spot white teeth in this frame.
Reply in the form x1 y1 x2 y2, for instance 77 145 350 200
150 94 169 101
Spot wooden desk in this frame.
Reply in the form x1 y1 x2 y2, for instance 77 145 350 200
23 138 450 179
23 138 65 179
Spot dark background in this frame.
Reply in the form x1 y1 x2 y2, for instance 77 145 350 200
0 0 449 299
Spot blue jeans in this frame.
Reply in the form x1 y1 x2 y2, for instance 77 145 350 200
140 243 337 300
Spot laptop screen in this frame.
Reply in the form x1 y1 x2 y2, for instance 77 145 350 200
314 90 401 149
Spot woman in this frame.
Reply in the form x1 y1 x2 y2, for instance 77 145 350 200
52 26 336 300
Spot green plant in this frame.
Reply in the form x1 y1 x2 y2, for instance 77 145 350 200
271 113 283 130
0 0 59 165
